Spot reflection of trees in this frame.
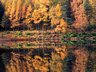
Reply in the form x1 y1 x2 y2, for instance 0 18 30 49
0 54 5 72
0 0 95 72
85 46 96 72
72 48 89 72
1 46 67 72
1 45 95 72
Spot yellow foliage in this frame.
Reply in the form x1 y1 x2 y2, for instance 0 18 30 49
21 3 26 18
89 0 96 7
51 18 60 25
55 4 62 17
40 66 49 72
32 1 49 24
0 0 68 32
34 55 43 61
54 19 67 33
10 0 17 19
39 0 50 5
48 3 67 33
50 60 63 72
32 10 42 23
60 19 67 27
55 46 67 60
88 0 96 24
34 0 50 5
33 60 41 69
26 5 32 18
32 56 49 72
49 4 62 18
15 0 22 20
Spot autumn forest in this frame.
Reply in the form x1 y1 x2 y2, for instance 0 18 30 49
0 0 96 72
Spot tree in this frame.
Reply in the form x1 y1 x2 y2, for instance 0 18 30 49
1 15 11 29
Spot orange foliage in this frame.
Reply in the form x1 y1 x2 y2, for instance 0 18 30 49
70 0 88 29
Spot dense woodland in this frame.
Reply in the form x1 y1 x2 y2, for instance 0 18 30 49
0 0 96 72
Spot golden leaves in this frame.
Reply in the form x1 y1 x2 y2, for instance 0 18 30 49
4 50 66 72
55 4 62 17
35 0 50 5
26 5 32 18
15 0 22 20
32 55 49 72
89 0 96 7
55 46 68 60
88 0 96 25
50 52 63 72
32 10 42 24
32 3 49 24
1 0 68 31
49 3 67 33
34 55 43 61
49 4 62 19
39 0 50 5
51 18 60 25
55 19 68 33
60 19 67 27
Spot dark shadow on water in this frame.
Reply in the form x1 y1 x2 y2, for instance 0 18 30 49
85 46 96 72
0 48 55 58
0 55 6 72
85 24 96 31
66 51 76 72
0 2 6 71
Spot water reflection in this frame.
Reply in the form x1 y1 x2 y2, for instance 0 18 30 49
0 29 96 72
